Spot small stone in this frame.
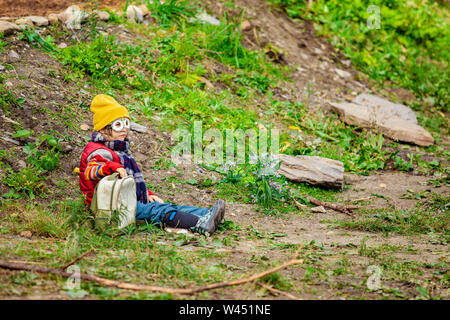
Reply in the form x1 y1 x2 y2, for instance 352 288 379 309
0 21 21 35
80 124 90 131
196 13 220 26
15 17 34 26
126 5 144 23
6 50 20 63
342 60 351 67
137 4 150 16
241 20 251 31
57 42 67 49
379 183 387 188
314 47 324 55
130 122 147 133
57 5 85 29
48 13 58 25
335 68 351 78
17 160 27 170
94 10 110 21
27 16 49 26
311 206 327 213
20 231 32 238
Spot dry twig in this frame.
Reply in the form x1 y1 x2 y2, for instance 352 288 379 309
60 249 94 270
256 282 301 300
290 188 358 217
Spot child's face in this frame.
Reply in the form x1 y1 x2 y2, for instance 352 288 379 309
100 127 129 141
100 118 130 141
107 128 128 141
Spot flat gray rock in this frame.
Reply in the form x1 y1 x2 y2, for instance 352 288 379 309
277 154 344 190
330 94 433 147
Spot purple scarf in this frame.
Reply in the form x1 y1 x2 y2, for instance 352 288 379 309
92 132 148 204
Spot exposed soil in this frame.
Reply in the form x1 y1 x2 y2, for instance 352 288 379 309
0 0 448 300
0 0 125 18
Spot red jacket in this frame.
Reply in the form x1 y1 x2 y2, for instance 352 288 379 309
79 142 154 207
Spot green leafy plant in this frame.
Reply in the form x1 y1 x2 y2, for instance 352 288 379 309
20 26 58 53
22 134 61 172
1 167 46 199
218 153 290 208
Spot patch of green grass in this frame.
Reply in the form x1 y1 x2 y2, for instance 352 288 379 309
0 33 7 53
327 206 449 236
146 0 197 26
260 271 293 291
0 87 26 116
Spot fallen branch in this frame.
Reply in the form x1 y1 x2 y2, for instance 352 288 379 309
291 197 307 209
290 189 358 217
256 282 301 300
61 249 94 270
0 257 303 296
304 194 358 216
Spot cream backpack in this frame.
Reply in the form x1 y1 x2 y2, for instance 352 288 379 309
90 173 137 231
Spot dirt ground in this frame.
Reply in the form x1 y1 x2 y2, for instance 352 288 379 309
0 0 124 17
0 0 448 300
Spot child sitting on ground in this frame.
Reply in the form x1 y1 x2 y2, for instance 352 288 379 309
78 94 225 236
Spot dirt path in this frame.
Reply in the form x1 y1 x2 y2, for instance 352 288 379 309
0 0 124 17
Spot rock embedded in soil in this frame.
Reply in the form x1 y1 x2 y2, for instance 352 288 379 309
28 16 49 26
330 94 434 147
6 50 20 63
94 10 110 22
47 13 58 25
311 205 326 213
15 17 34 26
57 5 86 29
277 154 344 190
137 5 150 17
130 122 148 133
335 68 351 78
196 13 220 26
241 20 251 31
126 5 144 23
0 21 20 35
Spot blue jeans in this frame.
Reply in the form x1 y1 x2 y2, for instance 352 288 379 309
135 201 209 226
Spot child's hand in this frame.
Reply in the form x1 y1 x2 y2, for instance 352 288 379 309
148 195 164 203
117 167 128 178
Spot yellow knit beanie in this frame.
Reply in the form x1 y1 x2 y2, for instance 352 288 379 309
91 94 130 131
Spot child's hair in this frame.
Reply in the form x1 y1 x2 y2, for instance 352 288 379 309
100 125 113 136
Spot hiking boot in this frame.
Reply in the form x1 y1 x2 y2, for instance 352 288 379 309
190 203 221 236
214 200 226 224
